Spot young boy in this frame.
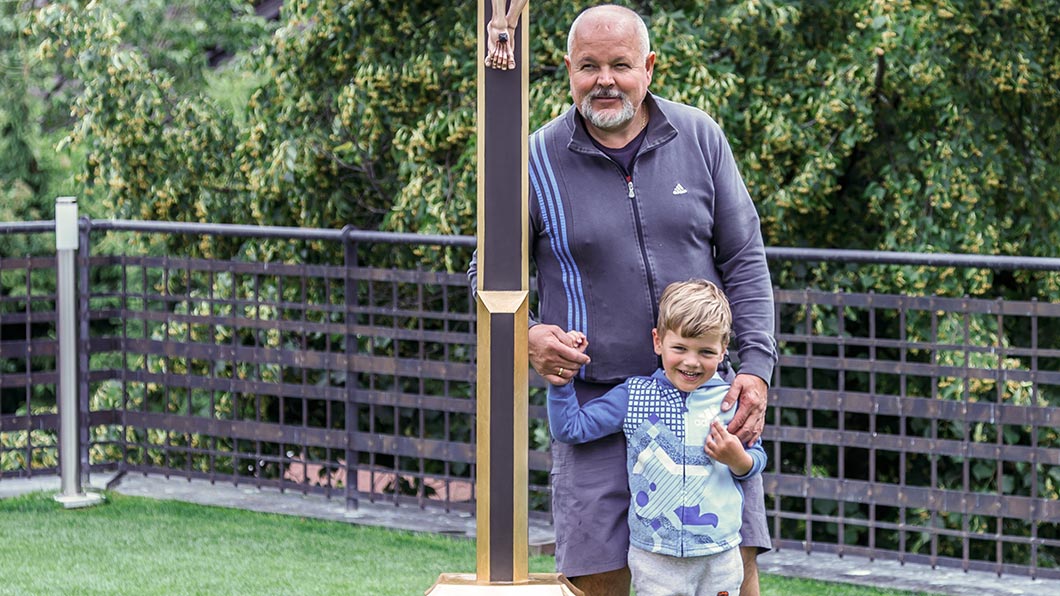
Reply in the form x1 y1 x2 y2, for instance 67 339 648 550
547 279 766 596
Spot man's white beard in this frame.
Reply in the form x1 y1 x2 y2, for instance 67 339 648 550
581 90 636 131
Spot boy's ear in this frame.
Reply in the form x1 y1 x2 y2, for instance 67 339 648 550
651 328 663 355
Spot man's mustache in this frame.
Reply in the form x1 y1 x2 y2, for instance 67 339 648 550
589 89 626 100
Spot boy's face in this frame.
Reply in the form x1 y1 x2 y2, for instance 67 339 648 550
652 328 727 393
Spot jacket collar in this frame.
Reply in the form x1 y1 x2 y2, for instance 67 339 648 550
650 369 727 405
564 92 675 154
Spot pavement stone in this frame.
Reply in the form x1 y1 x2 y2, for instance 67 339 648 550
756 548 1056 596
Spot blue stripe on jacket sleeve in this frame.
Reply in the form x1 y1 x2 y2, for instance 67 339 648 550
529 132 588 338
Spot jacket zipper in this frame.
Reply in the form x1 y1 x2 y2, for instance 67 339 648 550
624 171 658 321
681 407 687 557
597 149 660 324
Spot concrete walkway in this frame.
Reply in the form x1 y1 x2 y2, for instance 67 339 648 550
4 474 1058 596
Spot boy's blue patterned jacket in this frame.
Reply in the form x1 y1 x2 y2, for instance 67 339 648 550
548 369 766 558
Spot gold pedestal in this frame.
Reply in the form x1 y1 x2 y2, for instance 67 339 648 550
425 573 583 595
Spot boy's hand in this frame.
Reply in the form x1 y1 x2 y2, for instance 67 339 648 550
705 419 753 476
565 330 587 351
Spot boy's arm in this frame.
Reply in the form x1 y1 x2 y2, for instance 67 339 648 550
547 382 628 444
733 438 767 480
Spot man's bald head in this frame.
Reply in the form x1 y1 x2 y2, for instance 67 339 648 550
567 4 650 59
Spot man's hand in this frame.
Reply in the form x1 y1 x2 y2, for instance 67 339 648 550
720 373 767 446
529 324 590 385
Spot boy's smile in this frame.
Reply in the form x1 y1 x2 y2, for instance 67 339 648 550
652 328 727 393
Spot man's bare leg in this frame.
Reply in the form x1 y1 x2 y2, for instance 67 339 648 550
569 566 631 596
739 546 761 596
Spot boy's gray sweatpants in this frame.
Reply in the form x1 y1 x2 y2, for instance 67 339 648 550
628 546 743 596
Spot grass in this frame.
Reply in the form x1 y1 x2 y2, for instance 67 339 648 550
0 491 941 596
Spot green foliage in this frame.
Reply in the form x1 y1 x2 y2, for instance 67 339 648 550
240 1 477 236
637 0 1060 299
14 0 1060 275
30 0 272 225
0 6 59 259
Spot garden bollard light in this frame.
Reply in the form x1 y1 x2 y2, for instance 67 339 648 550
53 196 103 509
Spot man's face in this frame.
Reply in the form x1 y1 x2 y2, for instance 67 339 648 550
564 16 655 132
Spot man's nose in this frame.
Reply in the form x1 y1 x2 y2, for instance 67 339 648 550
596 67 615 86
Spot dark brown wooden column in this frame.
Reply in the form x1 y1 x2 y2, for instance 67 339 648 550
427 3 579 593
474 0 531 583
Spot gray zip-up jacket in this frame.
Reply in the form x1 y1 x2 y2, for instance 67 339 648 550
469 93 777 385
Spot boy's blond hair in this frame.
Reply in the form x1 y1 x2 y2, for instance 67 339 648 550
656 279 732 345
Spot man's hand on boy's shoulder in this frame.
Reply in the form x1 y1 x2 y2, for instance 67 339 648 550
720 373 767 446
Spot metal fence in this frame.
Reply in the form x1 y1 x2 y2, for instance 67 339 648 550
1 215 1058 579
764 249 1060 579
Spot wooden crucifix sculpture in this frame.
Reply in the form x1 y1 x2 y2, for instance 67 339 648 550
426 2 580 594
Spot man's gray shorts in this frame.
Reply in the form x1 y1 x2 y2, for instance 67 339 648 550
550 380 771 578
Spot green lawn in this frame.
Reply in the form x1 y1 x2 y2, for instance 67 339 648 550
0 491 940 596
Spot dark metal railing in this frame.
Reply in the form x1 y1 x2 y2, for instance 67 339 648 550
80 217 482 515
1 211 1057 578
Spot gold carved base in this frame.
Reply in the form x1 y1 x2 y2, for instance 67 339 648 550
425 573 583 595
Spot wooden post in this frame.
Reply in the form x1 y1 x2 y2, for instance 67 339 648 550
426 2 580 594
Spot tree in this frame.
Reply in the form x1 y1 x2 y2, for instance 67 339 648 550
32 1 1059 274
1 6 53 226
31 0 273 226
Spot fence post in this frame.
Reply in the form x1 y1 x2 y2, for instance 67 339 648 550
53 196 102 508
342 226 359 511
